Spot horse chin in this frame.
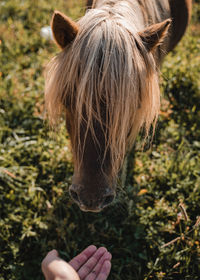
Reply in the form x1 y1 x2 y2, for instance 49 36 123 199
79 205 102 213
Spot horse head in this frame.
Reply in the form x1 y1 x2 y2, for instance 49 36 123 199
45 9 170 212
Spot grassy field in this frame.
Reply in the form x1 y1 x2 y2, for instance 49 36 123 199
0 1 200 279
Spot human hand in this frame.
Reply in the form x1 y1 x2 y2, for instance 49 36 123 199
42 245 112 280
42 249 79 280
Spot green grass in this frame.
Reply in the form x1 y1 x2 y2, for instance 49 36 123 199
0 1 200 279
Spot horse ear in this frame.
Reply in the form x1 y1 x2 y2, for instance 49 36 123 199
51 11 79 49
139 19 171 52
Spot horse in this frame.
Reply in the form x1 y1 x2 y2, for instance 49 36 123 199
45 0 192 212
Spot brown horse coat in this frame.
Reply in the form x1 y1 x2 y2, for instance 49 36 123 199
87 0 192 53
45 0 192 211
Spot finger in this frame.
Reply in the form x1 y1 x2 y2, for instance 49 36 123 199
42 249 59 269
69 245 97 271
77 247 107 279
96 260 111 280
84 252 112 280
46 249 59 258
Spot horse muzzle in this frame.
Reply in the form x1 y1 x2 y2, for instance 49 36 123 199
69 184 115 212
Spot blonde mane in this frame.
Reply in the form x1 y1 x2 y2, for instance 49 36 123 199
45 0 170 177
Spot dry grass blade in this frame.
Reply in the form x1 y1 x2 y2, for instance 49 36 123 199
161 237 181 248
194 216 200 228
179 203 189 222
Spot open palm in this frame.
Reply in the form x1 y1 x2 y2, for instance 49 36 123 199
42 245 112 280
69 245 111 280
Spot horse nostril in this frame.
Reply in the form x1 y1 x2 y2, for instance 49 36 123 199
69 189 80 204
102 194 115 208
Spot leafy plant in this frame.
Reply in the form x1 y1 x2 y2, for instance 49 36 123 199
0 1 200 280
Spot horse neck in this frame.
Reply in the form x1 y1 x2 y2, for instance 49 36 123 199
93 0 170 26
93 0 145 29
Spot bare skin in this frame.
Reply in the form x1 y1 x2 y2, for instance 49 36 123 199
42 246 112 280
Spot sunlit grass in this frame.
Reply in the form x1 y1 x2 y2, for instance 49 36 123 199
0 1 200 279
